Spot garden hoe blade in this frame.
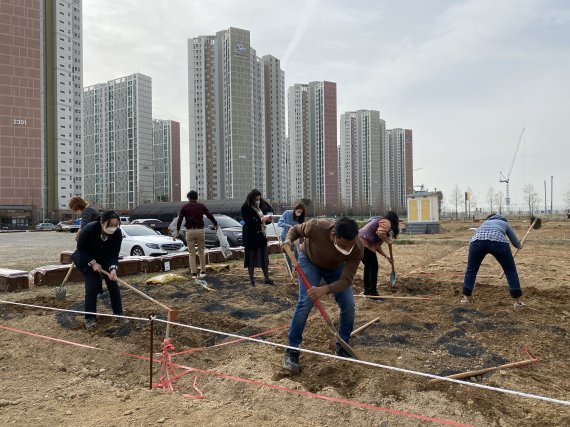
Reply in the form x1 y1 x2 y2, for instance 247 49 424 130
283 245 360 360
55 264 74 300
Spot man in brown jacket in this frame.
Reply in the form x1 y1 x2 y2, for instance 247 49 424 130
281 217 363 373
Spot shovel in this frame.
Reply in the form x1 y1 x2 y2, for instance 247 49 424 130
283 245 360 359
388 243 397 286
55 264 74 300
499 216 542 279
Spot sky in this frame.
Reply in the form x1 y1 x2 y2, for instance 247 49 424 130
83 0 570 210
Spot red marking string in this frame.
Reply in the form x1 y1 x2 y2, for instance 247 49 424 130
0 323 473 426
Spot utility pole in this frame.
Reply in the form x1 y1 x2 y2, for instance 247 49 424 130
551 176 553 215
544 180 548 215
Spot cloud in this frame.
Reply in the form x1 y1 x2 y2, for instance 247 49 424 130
82 0 570 206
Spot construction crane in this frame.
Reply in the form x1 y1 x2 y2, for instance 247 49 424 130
499 127 525 210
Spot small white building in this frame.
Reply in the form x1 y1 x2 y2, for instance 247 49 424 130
406 191 443 233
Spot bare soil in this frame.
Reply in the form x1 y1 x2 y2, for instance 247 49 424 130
0 220 569 426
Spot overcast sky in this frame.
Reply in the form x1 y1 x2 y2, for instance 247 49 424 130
83 0 570 210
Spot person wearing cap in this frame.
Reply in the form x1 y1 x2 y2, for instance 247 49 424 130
71 210 126 330
281 216 364 373
462 213 525 308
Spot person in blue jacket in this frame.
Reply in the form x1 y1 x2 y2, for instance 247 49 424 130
278 203 306 269
462 213 525 308
71 210 127 330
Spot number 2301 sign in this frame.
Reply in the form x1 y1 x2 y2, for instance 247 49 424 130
13 119 27 125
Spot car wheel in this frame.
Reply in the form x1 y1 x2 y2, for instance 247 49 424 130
130 246 145 256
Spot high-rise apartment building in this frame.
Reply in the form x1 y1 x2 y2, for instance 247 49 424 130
0 0 42 228
288 81 338 213
41 0 83 217
339 110 385 214
0 0 82 228
152 119 181 202
83 73 153 211
262 55 286 204
287 83 310 204
385 128 414 213
188 35 217 200
188 27 286 203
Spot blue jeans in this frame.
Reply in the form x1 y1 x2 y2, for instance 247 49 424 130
463 240 522 298
83 269 124 319
288 252 355 348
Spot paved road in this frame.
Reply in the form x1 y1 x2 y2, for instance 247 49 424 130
0 231 77 271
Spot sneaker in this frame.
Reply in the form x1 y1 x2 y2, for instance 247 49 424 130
191 273 198 278
513 300 526 309
249 280 255 288
264 278 275 285
283 349 300 373
335 343 354 359
460 296 471 304
85 318 98 331
199 272 206 279
115 315 129 325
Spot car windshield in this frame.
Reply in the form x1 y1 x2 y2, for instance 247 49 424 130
122 225 161 236
213 216 241 228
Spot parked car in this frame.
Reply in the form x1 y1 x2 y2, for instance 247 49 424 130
35 223 55 231
55 221 80 232
120 224 185 257
175 214 243 248
119 216 130 225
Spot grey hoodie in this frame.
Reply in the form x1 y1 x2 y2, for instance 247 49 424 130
471 214 522 248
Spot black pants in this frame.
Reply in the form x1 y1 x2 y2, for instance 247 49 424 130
362 247 379 295
83 269 123 319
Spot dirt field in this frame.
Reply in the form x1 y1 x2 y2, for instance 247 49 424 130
1 220 569 426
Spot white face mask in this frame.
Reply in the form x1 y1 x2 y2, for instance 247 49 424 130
334 238 354 256
254 200 260 207
104 226 118 234
295 210 302 217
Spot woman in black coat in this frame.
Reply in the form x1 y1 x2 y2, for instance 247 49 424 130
71 210 126 330
241 189 274 287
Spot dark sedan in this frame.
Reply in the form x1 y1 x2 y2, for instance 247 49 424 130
176 214 243 248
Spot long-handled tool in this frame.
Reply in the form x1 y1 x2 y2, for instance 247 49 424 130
101 270 177 338
270 217 294 280
387 243 397 286
430 354 540 383
329 316 380 350
354 294 433 301
55 264 74 300
499 216 542 279
283 245 360 359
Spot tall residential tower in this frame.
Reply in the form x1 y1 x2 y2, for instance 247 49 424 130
83 73 153 211
153 119 181 202
188 27 286 203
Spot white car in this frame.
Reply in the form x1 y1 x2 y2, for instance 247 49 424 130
119 224 185 257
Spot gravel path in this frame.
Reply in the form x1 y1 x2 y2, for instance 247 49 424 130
0 231 76 271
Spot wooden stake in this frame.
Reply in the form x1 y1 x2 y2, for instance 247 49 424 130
430 357 540 383
149 315 155 390
354 294 433 301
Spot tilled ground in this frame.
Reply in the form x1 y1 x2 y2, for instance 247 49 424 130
0 221 569 426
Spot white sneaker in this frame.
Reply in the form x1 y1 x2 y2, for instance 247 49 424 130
199 272 206 278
